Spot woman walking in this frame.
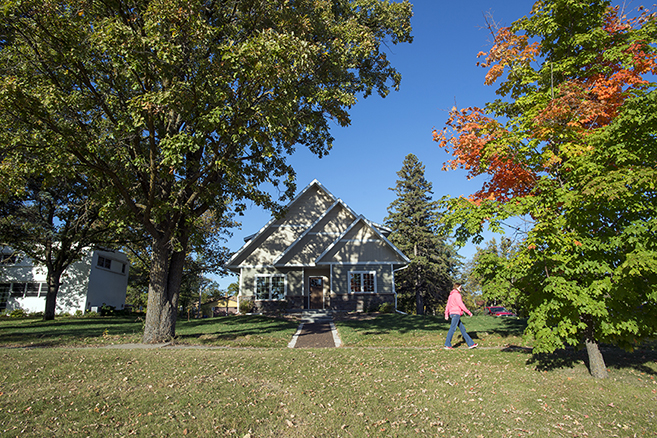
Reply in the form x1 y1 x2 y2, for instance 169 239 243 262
444 283 477 349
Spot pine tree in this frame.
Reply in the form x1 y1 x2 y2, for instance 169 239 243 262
385 154 457 315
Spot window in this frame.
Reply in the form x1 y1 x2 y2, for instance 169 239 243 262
24 283 41 297
254 275 286 300
349 271 376 293
10 283 26 298
0 284 9 310
97 256 111 269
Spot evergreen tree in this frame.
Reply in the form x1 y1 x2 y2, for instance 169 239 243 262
385 154 457 315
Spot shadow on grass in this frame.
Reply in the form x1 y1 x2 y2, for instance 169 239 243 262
338 313 527 338
507 345 657 376
0 316 144 347
0 315 299 347
174 315 299 345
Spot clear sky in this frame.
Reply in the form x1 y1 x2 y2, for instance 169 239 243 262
213 0 536 289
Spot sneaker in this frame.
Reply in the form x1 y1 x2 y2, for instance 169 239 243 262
468 343 478 349
443 346 453 350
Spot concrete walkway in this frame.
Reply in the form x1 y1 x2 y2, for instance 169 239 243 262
287 310 342 348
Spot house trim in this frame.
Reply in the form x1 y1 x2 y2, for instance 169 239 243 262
226 179 339 269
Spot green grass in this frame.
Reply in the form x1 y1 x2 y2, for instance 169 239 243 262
0 314 655 437
0 315 299 348
336 314 529 348
1 347 655 437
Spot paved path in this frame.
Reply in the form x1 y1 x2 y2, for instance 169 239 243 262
288 320 342 348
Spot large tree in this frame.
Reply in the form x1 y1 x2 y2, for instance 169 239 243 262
0 0 412 342
385 154 457 315
0 165 119 320
434 0 657 377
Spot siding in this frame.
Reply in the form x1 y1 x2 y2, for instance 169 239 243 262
242 226 306 266
276 203 355 266
276 186 335 228
284 234 337 266
319 221 407 264
231 185 337 268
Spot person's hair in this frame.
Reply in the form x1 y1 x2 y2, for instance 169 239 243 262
453 282 462 289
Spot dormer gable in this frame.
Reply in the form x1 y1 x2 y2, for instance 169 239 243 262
274 199 357 267
226 180 337 269
315 217 410 267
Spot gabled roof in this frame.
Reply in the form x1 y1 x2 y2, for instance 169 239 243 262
274 198 360 267
225 179 336 268
315 216 411 266
225 180 409 271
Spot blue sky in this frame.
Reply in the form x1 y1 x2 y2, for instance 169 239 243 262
214 1 536 289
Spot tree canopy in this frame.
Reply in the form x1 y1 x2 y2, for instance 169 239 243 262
434 0 657 377
0 0 413 341
0 159 120 319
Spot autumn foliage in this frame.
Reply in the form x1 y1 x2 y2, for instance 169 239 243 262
433 4 657 204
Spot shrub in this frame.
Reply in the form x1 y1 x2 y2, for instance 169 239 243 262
239 299 253 314
378 302 394 313
9 308 26 318
100 304 115 316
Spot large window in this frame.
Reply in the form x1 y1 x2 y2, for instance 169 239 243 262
97 255 127 274
255 275 286 300
6 282 46 298
24 283 41 297
349 271 376 293
10 283 26 298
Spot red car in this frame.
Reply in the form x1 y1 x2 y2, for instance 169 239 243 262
484 306 517 317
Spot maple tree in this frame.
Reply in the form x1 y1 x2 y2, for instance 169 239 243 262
0 0 412 342
434 0 657 378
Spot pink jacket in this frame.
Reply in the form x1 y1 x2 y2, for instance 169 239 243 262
444 288 472 318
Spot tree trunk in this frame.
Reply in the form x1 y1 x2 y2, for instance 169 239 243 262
415 288 424 315
43 270 64 321
414 244 424 315
142 233 188 344
585 339 608 379
414 273 424 315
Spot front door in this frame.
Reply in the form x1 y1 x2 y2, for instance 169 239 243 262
309 277 323 309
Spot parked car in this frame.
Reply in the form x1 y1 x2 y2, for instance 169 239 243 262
484 306 517 317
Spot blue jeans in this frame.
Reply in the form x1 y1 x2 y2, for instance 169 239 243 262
445 314 474 347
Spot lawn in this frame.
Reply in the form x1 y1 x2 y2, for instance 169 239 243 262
334 314 529 348
0 314 299 348
0 313 655 437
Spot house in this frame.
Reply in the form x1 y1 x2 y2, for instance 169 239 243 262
225 180 410 313
0 247 129 314
209 296 238 316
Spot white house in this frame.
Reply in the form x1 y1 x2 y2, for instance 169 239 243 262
0 247 129 314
